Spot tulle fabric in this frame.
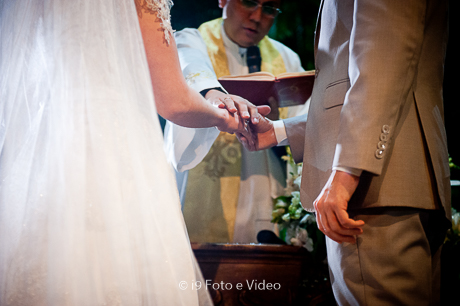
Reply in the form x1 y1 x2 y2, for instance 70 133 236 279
0 0 211 305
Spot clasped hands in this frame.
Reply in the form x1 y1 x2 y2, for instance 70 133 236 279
205 89 277 151
206 89 271 141
213 91 365 244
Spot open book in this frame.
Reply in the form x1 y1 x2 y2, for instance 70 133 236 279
218 70 315 107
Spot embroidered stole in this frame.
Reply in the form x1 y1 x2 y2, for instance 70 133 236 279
183 18 286 242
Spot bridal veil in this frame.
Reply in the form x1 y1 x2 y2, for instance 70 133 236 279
0 0 211 304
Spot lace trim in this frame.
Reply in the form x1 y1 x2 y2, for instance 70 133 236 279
141 0 175 44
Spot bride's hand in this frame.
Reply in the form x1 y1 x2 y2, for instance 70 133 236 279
205 90 271 125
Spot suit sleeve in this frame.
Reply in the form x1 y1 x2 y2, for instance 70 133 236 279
283 115 308 163
333 0 427 175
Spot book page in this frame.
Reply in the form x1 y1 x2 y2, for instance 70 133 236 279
218 70 315 81
276 70 315 79
218 71 275 81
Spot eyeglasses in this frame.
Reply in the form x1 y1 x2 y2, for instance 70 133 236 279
239 0 282 18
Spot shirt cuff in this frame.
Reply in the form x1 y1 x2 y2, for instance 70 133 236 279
273 120 288 146
333 166 362 177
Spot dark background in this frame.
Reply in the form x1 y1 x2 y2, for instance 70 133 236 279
170 0 459 177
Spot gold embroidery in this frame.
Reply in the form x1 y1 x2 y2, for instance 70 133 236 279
185 70 215 86
202 132 241 180
198 18 231 78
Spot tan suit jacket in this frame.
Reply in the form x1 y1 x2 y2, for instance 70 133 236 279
285 0 451 220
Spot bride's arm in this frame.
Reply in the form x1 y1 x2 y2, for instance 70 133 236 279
135 0 254 133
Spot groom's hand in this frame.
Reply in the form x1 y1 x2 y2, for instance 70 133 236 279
314 170 364 244
215 108 248 136
236 115 278 151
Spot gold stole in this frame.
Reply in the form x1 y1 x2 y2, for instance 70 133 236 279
182 18 287 242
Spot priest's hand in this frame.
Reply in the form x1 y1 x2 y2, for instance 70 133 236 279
314 170 365 244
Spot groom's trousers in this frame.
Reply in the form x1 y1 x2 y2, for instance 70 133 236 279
326 207 447 306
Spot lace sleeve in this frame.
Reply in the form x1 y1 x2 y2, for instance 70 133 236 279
135 0 174 44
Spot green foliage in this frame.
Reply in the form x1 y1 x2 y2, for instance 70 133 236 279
450 156 460 171
269 0 321 70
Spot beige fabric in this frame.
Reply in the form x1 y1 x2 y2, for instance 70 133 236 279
328 208 444 305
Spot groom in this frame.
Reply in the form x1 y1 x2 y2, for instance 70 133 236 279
239 0 451 304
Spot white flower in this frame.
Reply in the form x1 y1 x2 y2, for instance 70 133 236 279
293 175 302 188
291 191 301 205
303 238 314 252
294 208 304 219
275 199 288 208
285 176 300 195
452 209 460 235
282 213 291 222
290 228 314 252
272 208 285 218
299 213 316 225
290 237 303 247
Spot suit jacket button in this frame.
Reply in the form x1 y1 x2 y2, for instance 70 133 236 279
382 125 390 134
377 141 387 150
375 149 384 159
380 133 388 142
315 69 320 77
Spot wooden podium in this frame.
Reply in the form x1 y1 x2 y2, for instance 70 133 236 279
191 243 335 306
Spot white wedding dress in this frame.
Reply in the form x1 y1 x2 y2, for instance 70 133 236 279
0 0 211 305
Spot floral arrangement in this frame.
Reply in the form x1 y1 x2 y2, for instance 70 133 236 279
271 148 325 258
447 156 460 245
447 208 460 242
442 156 460 299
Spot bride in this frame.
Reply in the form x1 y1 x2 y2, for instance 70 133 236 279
0 0 265 305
